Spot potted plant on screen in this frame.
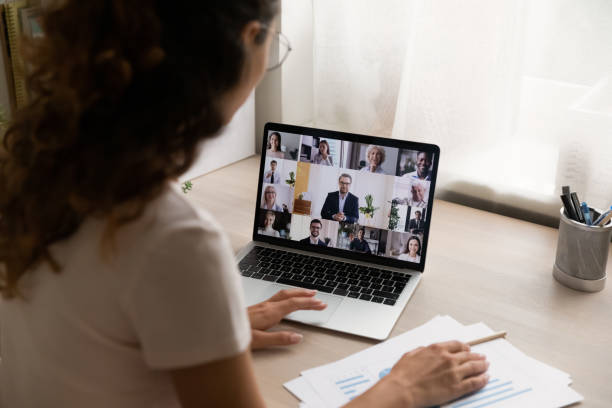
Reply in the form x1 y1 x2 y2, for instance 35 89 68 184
388 199 400 230
285 171 296 187
359 194 379 225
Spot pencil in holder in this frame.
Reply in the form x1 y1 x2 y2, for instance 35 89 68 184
553 206 612 292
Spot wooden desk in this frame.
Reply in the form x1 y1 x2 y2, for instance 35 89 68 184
188 156 612 407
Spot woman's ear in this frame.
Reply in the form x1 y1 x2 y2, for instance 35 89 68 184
241 20 265 48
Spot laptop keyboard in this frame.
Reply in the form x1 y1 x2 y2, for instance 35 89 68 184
238 247 411 306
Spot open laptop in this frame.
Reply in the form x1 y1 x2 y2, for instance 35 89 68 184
236 123 440 340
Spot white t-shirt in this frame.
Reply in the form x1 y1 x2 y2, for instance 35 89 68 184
0 183 251 408
397 253 420 263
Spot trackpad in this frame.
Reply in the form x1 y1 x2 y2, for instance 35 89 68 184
258 284 343 325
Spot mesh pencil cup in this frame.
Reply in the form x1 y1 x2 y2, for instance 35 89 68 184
553 207 612 292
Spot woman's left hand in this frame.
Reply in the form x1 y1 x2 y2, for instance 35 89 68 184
248 288 327 350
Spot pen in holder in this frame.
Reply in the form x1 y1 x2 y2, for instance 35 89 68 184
553 206 612 292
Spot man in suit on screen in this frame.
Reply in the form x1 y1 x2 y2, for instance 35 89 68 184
321 174 359 224
299 219 328 246
408 210 426 234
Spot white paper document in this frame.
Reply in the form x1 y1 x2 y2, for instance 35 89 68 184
284 316 583 408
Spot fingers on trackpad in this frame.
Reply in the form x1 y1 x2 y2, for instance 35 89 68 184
286 292 343 324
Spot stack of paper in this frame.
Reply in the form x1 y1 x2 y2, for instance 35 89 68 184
284 316 583 408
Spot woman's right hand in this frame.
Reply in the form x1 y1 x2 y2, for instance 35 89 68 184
347 340 489 408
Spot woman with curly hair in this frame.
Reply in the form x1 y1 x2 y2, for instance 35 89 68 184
0 1 488 407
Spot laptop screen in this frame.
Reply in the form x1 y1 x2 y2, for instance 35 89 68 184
253 123 439 272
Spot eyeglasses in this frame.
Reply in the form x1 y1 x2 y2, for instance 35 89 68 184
263 24 292 71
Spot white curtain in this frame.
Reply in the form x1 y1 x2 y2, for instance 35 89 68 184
310 0 612 224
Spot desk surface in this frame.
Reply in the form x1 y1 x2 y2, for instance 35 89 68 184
188 155 612 408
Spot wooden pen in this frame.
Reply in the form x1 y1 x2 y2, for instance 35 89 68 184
467 331 507 347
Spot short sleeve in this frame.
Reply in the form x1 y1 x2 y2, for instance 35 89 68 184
121 214 251 369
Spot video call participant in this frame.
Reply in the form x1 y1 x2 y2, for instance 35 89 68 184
404 151 433 180
264 160 280 184
321 174 359 223
398 235 421 262
408 210 425 234
409 181 428 207
312 139 333 166
261 185 284 212
349 228 371 254
299 219 328 246
266 132 284 158
360 145 386 174
393 180 428 208
258 211 280 237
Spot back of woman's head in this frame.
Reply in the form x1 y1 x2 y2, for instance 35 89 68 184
0 0 278 298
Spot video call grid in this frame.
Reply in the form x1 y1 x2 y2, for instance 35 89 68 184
258 130 436 264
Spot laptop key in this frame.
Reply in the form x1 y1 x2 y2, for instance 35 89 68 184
349 285 361 292
357 280 370 288
262 275 277 282
383 299 396 306
276 278 315 291
372 290 399 300
333 288 348 297
302 276 315 283
360 288 373 295
370 284 382 291
371 296 384 303
315 279 327 286
252 273 264 279
337 283 349 290
325 280 338 288
382 285 394 293
241 271 253 277
359 294 372 301
347 291 360 298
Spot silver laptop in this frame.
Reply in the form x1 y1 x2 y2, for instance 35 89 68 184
236 123 440 340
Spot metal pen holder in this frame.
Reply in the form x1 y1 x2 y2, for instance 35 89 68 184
553 207 612 292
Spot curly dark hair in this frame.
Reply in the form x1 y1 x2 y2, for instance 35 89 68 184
0 0 279 298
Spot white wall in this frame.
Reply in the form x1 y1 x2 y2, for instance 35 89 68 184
255 0 314 152
281 0 314 125
180 93 255 182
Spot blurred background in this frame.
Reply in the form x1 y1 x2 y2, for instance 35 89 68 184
1 0 610 226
